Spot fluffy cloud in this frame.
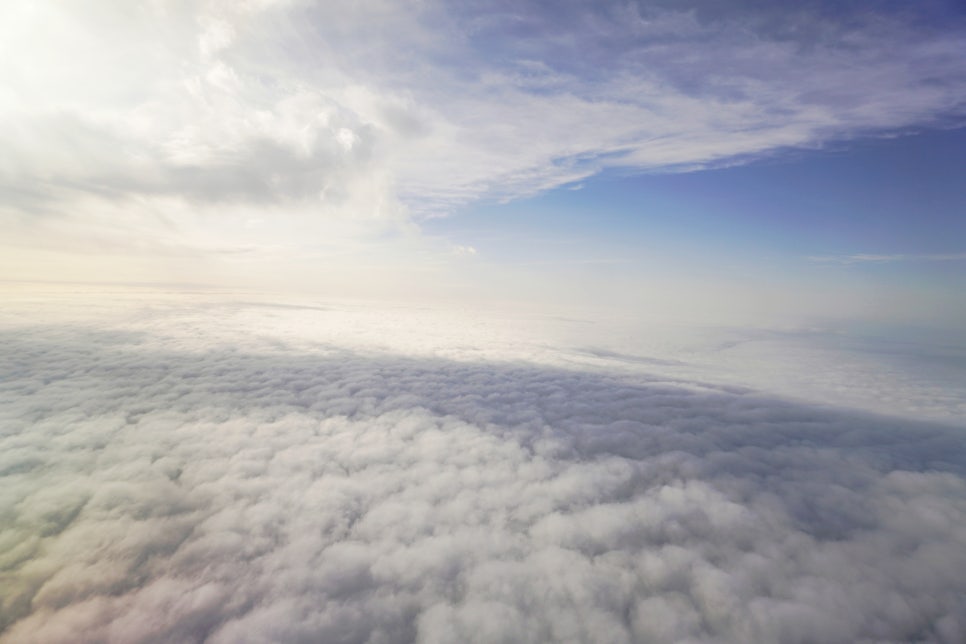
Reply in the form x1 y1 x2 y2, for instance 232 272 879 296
2 302 965 643
2 0 966 222
4 1 966 290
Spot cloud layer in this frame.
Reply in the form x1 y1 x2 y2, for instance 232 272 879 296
3 0 966 223
2 314 965 643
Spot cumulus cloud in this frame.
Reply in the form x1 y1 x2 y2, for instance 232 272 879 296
2 308 965 643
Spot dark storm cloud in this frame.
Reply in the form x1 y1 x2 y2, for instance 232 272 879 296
1 325 965 643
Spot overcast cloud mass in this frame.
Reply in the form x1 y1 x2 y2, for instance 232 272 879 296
2 293 966 643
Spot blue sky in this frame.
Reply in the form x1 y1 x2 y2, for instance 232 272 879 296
424 126 965 327
432 126 966 265
0 0 964 327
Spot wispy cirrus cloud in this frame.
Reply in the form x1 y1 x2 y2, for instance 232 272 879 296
809 252 966 264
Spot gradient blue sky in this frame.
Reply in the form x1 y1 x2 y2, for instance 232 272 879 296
423 126 966 328
431 127 966 269
1 0 964 328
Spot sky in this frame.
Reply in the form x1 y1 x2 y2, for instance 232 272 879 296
3 2 966 643
1 0 965 329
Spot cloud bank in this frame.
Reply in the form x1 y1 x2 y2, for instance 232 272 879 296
2 313 965 643
3 0 966 225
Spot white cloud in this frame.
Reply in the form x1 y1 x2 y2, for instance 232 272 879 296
809 253 966 264
1 293 965 642
2 0 965 223
336 128 359 152
2 1 965 293
198 18 236 61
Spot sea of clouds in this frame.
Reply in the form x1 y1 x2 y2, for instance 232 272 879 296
2 290 965 643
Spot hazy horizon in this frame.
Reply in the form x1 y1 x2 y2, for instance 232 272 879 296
2 1 966 642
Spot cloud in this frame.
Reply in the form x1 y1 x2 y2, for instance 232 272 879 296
809 253 966 264
2 0 966 225
1 312 965 643
4 1 966 292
